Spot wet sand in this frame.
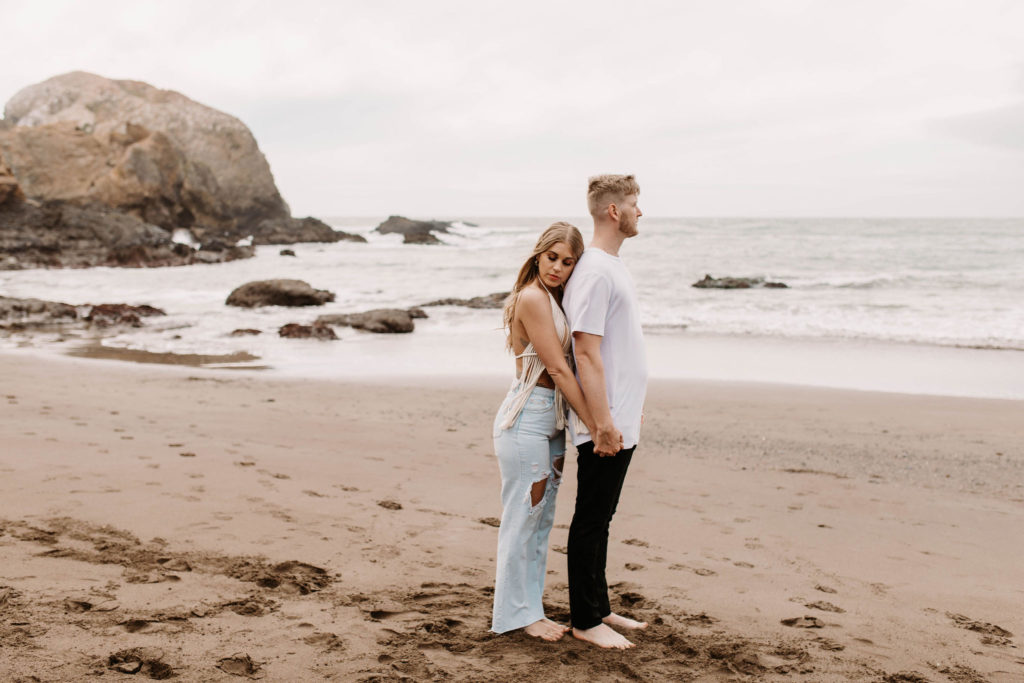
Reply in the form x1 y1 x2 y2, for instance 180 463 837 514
1 351 1022 681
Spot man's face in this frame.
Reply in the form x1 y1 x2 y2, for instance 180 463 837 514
617 194 642 238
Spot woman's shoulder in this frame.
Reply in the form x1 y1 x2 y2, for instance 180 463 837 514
516 284 554 314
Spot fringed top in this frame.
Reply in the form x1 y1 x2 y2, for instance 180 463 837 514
497 288 573 431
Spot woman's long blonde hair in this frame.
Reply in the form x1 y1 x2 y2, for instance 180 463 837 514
502 221 584 351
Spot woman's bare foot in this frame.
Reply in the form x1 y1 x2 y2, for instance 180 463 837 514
603 612 648 630
542 617 571 632
524 618 568 641
572 623 635 649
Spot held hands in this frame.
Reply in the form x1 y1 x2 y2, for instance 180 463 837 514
593 423 624 457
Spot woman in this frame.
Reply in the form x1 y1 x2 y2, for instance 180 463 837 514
490 221 600 641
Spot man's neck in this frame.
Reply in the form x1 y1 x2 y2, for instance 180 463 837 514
590 223 625 256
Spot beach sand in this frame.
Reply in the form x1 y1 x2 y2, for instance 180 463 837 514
1 351 1022 681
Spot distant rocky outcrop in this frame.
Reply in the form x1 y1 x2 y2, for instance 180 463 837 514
278 322 337 340
316 308 418 334
374 216 451 245
252 216 365 246
421 291 508 309
225 280 335 308
0 71 360 268
692 275 788 289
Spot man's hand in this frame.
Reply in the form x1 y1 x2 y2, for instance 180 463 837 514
594 424 623 457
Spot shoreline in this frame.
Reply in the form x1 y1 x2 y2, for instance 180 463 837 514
4 322 1024 400
1 351 1022 680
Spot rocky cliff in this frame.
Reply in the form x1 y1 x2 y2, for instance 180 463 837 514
0 71 362 269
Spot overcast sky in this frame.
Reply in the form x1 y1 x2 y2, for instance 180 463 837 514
2 0 1023 217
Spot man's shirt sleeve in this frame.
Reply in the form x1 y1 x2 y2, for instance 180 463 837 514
565 272 610 337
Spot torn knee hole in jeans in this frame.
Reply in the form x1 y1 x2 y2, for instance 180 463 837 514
528 473 550 509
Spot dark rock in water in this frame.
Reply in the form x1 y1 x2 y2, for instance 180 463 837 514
252 216 365 245
278 322 337 340
0 295 77 329
85 303 166 328
279 249 296 257
230 328 262 336
226 279 335 308
316 308 416 334
421 291 509 309
374 215 451 245
692 274 788 289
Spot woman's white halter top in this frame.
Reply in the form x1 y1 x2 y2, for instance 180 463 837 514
497 288 572 431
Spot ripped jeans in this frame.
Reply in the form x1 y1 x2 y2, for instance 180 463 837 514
490 384 565 634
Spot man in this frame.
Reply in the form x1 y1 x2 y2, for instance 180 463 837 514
563 174 648 649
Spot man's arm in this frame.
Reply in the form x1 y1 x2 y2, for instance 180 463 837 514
573 331 623 457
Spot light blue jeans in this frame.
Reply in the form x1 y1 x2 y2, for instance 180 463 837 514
491 384 565 634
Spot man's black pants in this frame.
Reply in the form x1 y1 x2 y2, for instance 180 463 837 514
567 440 635 629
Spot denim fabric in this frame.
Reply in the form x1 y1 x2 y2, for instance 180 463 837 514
490 384 566 633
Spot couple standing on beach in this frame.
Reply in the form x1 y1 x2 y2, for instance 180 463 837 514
491 174 647 650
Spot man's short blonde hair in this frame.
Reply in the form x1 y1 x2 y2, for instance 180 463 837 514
587 174 640 218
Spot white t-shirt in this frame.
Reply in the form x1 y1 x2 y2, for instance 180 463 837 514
563 247 648 449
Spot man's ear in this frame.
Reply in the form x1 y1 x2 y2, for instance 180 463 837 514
607 202 620 222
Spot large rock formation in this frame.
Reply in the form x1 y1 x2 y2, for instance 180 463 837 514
0 72 363 268
2 71 287 237
374 215 451 245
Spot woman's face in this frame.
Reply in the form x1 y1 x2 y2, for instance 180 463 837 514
537 241 577 288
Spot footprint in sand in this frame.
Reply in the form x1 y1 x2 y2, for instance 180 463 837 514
781 616 825 628
217 653 262 678
624 562 645 571
378 500 403 510
478 517 500 527
622 538 649 547
805 600 845 613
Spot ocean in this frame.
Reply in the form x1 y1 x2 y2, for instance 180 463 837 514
3 217 1023 398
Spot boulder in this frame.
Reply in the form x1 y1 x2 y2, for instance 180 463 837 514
226 279 335 308
692 275 788 289
252 216 365 245
316 308 416 334
421 291 509 309
278 322 338 340
374 215 451 245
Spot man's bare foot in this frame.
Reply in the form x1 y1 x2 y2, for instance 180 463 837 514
603 612 648 630
524 619 567 641
572 623 635 649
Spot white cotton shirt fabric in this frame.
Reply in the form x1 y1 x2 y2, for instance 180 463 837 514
563 247 648 449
